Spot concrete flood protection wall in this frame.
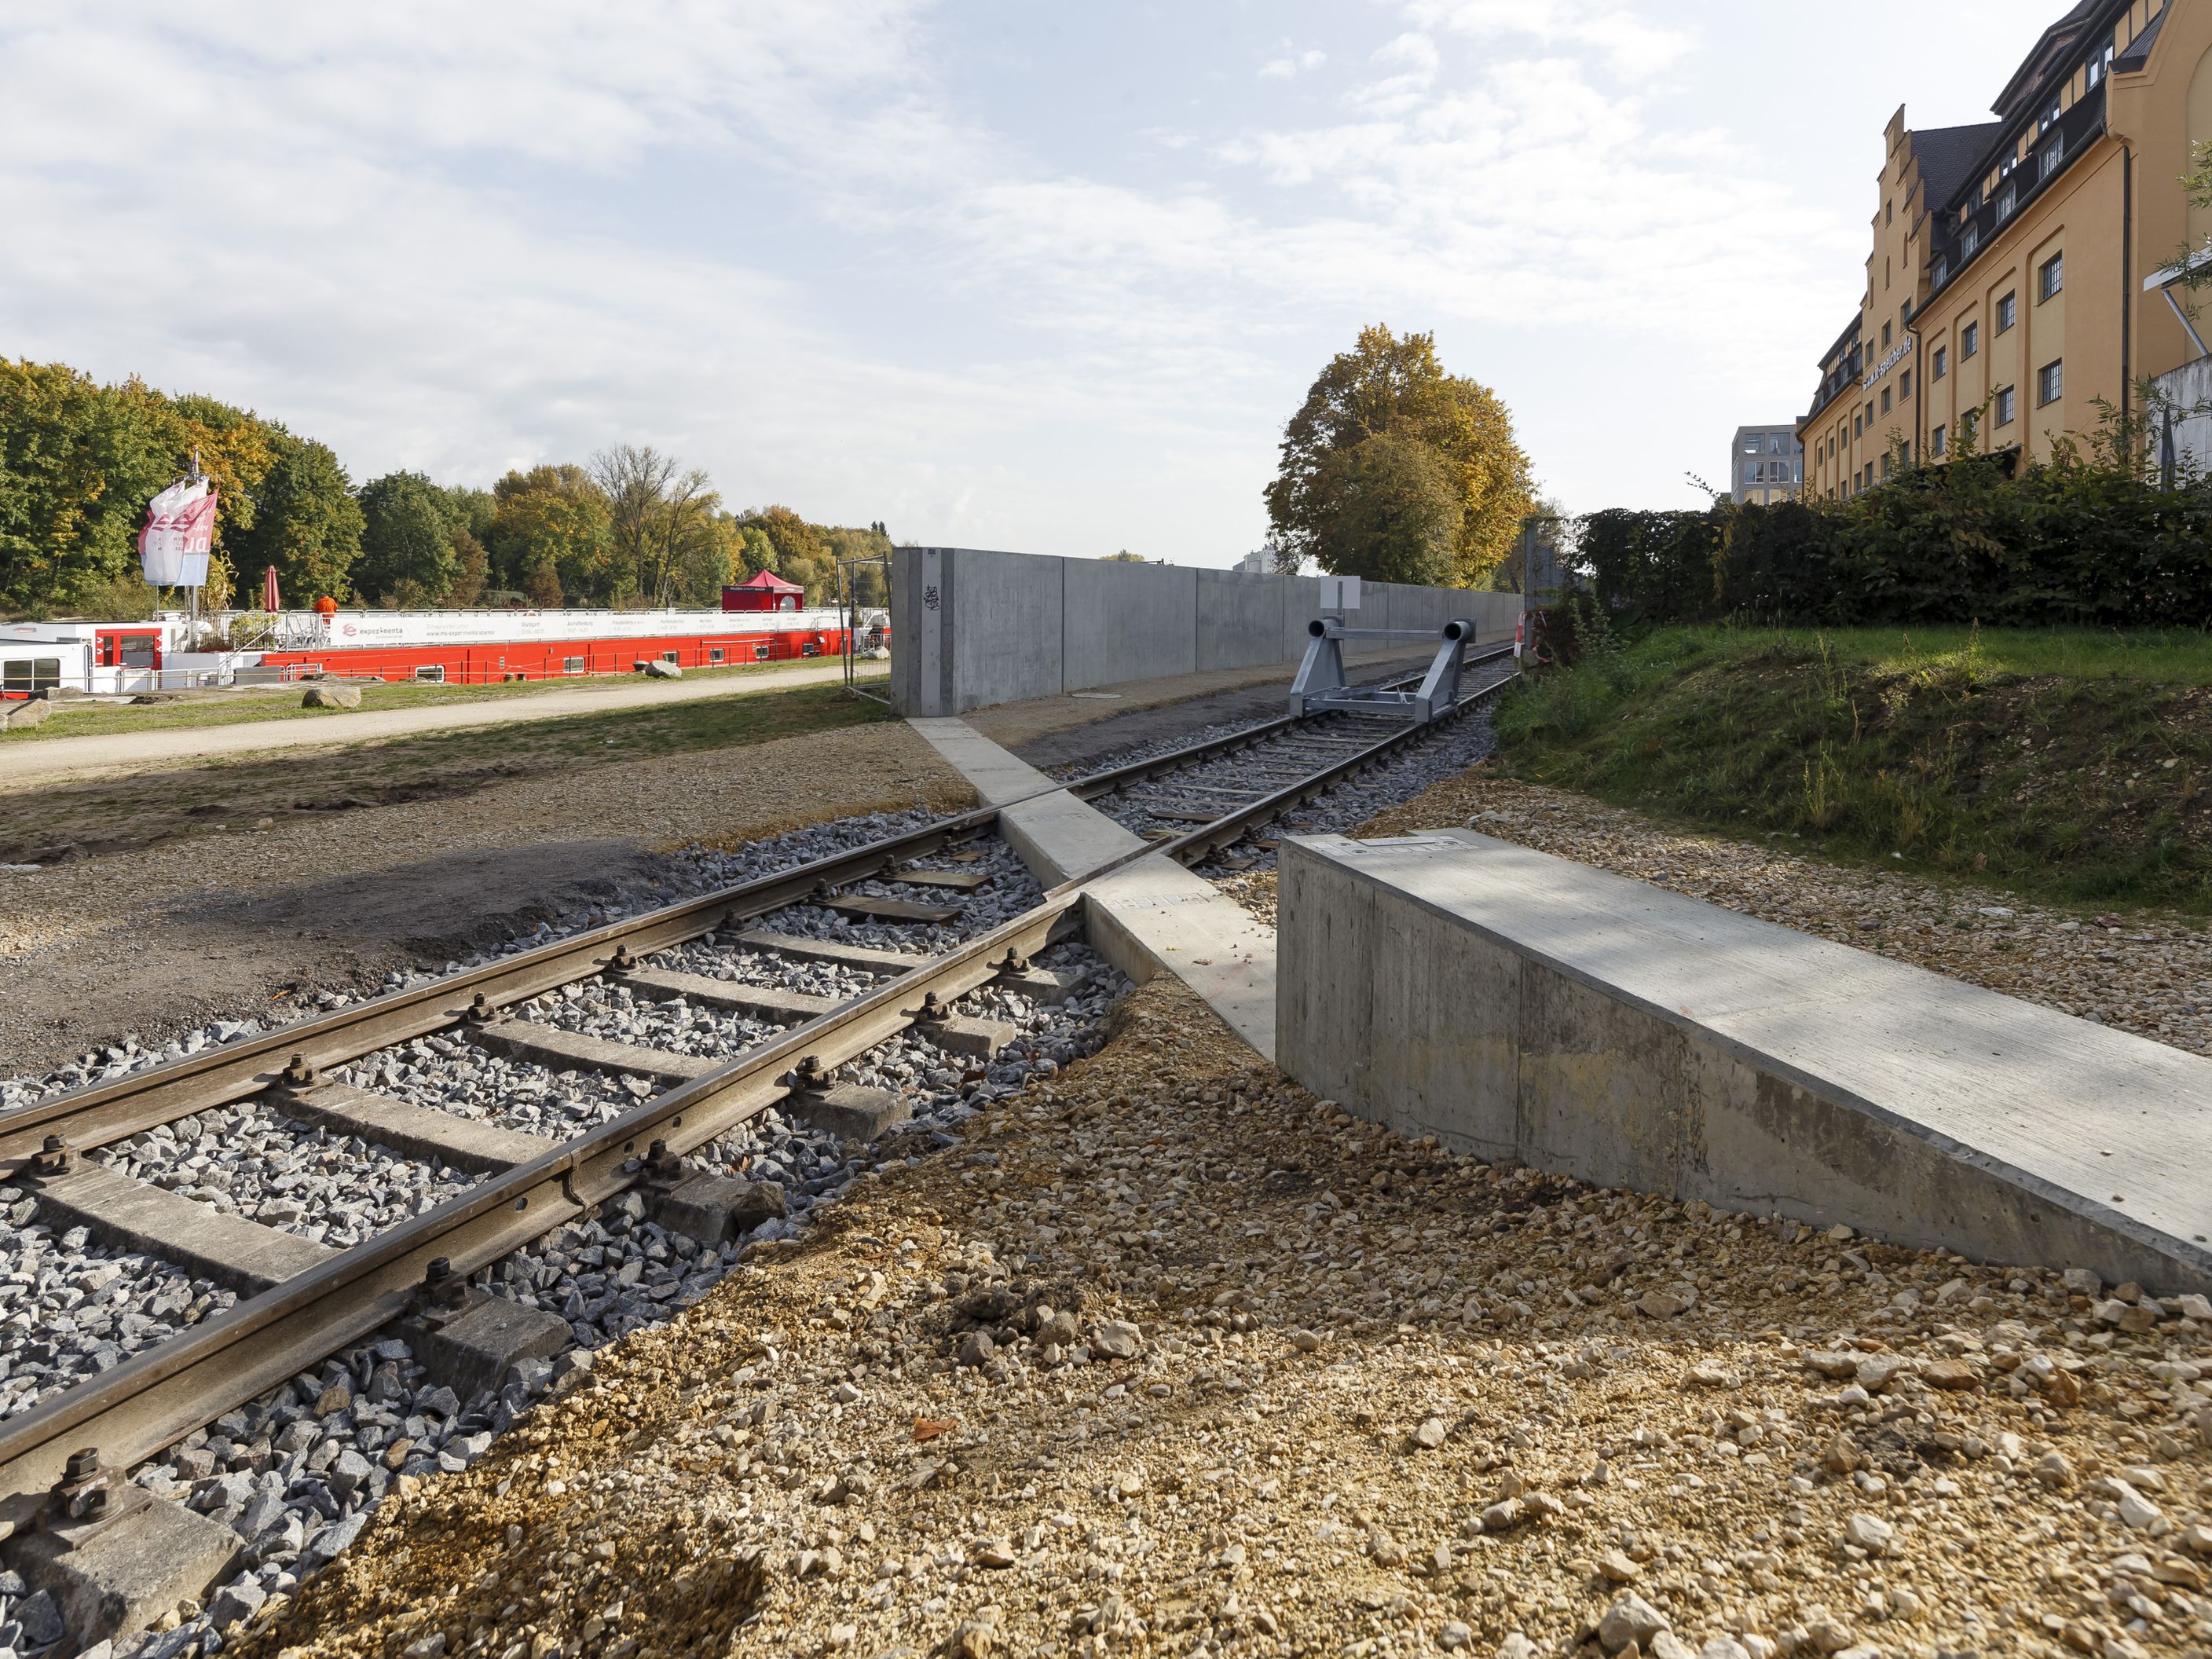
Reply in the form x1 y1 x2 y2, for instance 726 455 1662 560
1276 830 2212 1297
891 546 1522 716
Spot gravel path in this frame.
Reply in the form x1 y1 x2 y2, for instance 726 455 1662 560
227 975 2212 1659
0 664 866 785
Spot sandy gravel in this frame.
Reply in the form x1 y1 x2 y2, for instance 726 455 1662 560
0 665 867 785
237 976 2212 1659
1212 767 2212 1063
0 724 971 1075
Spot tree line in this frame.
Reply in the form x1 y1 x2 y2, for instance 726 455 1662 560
0 360 892 618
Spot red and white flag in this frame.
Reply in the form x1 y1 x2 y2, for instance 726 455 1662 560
140 479 218 588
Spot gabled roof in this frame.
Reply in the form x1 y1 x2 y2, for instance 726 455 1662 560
1912 121 2007 210
1992 0 2103 120
733 569 804 591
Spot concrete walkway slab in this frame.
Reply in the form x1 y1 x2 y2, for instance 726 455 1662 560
1278 829 2212 1295
906 716 1277 1058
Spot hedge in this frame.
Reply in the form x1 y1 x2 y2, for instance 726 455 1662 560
1580 452 2212 628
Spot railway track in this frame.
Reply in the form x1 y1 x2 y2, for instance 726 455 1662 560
0 648 1517 1643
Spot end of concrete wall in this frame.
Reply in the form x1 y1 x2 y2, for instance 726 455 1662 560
1276 830 2212 1296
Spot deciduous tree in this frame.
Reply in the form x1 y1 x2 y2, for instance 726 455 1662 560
487 465 613 602
228 433 364 606
1265 324 1534 585
356 471 460 603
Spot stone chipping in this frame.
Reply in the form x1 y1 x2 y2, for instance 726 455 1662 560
222 976 2212 1659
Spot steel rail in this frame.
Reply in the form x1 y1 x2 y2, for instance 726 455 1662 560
0 642 1513 1170
0 893 1082 1525
0 649 1520 1519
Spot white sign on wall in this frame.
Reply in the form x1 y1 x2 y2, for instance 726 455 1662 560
1319 574 1363 612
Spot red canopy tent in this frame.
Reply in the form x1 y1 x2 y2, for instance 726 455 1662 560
721 570 806 613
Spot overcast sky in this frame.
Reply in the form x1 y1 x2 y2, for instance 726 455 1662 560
2 2 2065 566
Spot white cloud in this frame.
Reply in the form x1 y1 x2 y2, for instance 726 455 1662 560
1401 0 1694 79
0 0 1863 550
1260 46 1328 80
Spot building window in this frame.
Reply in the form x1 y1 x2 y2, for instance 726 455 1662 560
562 655 586 675
1996 386 2017 427
1743 438 1760 454
1932 423 1948 456
1998 186 2016 220
661 650 681 664
1883 321 1893 349
1900 370 1913 399
1934 256 1950 287
2039 251 2064 301
2042 133 2065 178
1963 321 1980 359
2 657 62 693
2038 359 2063 405
1934 346 1948 380
1768 434 1785 455
1854 413 1863 438
1996 292 2017 333
1961 224 1979 258
1881 387 1892 415
708 646 727 664
413 665 445 683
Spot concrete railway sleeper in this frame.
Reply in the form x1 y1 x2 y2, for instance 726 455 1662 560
0 661 1518 1654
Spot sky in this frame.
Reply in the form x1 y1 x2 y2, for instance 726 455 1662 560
1 1 2069 567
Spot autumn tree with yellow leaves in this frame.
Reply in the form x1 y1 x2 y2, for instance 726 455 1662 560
1265 324 1534 588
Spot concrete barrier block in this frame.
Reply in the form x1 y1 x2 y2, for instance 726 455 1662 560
1277 830 2212 1295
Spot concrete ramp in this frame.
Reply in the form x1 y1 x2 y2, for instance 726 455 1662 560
1278 830 2212 1296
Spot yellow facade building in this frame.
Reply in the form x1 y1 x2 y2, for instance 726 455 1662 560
1803 0 2211 497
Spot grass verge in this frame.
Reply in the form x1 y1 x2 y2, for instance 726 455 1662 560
1491 624 2212 914
0 681 894 866
0 658 881 742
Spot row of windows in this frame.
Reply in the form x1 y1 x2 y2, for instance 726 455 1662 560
400 643 781 684
1928 254 2061 389
1741 433 1796 456
1925 360 2063 456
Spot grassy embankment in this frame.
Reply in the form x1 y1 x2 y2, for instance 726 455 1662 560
0 680 894 866
1492 624 2212 913
0 656 884 742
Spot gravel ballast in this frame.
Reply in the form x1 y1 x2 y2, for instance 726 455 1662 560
223 976 2212 1659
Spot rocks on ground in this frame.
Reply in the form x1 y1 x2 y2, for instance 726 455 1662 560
229 978 2212 1659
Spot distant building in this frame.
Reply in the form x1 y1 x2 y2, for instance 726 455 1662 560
1730 425 1804 504
1235 548 1276 574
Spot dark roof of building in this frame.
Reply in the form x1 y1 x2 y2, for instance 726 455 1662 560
1993 0 2104 119
1821 313 1862 363
2118 3 2166 70
1911 121 2007 209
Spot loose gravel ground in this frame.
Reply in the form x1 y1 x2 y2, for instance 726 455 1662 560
232 975 2212 1659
